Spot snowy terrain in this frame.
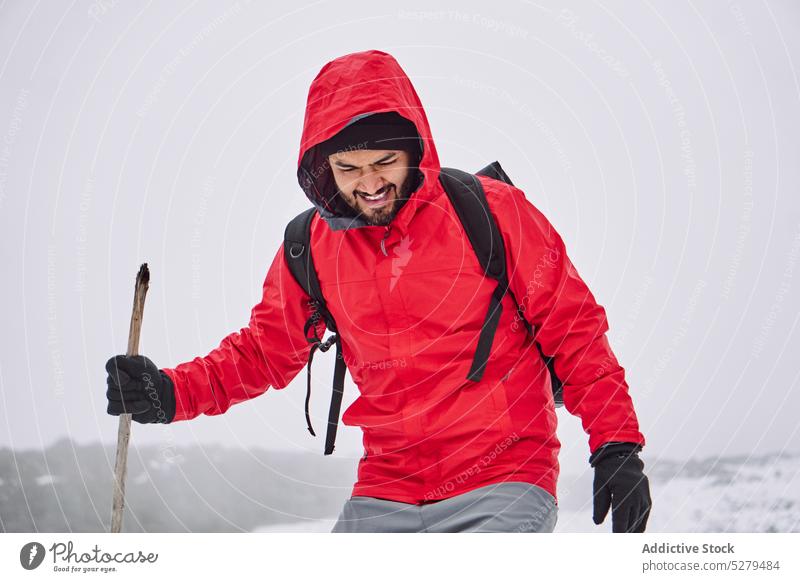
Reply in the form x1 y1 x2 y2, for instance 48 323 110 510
556 451 800 532
2 440 797 532
255 452 800 533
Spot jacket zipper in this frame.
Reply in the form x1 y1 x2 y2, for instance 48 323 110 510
380 225 392 256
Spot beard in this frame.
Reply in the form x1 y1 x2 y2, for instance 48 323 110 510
344 168 420 227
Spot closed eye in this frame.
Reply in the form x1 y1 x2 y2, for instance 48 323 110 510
334 157 397 173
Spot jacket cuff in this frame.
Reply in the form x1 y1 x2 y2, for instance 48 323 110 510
589 441 643 467
157 370 177 424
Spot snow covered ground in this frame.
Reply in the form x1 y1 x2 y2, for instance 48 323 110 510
253 519 338 533
5 441 796 532
556 451 800 533
252 452 800 533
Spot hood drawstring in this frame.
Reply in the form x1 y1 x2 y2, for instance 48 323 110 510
380 225 392 256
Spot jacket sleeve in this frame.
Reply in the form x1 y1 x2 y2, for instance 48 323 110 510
491 182 646 455
161 244 319 422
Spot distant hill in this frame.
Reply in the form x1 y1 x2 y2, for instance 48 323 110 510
2 440 798 532
0 438 356 532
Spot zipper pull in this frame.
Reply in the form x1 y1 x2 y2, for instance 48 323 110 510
380 225 392 256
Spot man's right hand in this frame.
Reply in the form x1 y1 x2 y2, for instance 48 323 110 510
105 355 176 424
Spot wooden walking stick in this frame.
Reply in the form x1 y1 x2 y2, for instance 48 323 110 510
110 263 150 533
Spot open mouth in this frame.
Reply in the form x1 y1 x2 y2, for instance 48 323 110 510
356 185 394 208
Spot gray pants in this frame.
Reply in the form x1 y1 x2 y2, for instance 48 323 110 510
331 481 558 533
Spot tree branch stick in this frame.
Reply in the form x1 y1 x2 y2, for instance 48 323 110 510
111 263 150 533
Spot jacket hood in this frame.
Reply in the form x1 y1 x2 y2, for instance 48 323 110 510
297 50 442 231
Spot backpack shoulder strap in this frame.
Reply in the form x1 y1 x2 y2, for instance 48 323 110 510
438 166 508 284
439 163 564 406
439 166 510 382
284 208 325 312
283 208 347 454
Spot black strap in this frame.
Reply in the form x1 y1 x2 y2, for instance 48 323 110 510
324 339 347 455
439 167 509 383
285 208 326 306
440 163 563 405
284 210 345 452
439 167 507 282
466 281 506 381
305 344 319 437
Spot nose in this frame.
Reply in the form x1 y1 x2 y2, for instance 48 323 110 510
356 170 386 195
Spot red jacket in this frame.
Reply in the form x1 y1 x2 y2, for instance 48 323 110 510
162 50 645 505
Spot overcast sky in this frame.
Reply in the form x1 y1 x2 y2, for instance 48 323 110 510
1 0 799 475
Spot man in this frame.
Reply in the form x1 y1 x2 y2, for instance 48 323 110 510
105 49 651 533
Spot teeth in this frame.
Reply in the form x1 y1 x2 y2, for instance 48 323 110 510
361 187 390 202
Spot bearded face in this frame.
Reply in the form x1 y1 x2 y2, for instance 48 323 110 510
328 149 418 226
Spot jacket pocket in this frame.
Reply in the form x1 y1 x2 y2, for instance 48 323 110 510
489 378 516 439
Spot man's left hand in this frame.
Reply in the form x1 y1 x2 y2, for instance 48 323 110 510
590 442 652 532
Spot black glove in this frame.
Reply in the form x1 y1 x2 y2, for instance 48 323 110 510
105 355 176 424
590 442 652 533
